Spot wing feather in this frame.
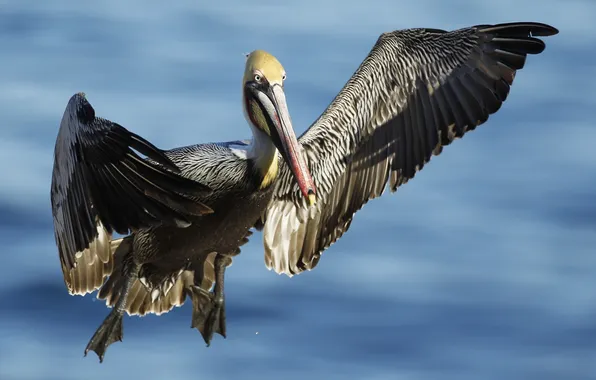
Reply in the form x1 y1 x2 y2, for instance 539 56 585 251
51 93 213 295
262 22 558 276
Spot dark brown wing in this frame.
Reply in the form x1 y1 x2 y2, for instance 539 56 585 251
51 93 213 294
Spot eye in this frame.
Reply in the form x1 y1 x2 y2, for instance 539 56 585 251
254 74 262 83
282 74 286 81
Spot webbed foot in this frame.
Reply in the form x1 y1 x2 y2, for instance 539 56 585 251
189 285 227 346
84 310 123 363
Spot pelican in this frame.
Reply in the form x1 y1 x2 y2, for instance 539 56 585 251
51 21 558 362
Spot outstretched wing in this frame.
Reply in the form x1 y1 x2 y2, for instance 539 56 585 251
261 22 558 275
51 93 213 294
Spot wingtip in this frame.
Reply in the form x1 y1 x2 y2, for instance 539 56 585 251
67 91 95 124
68 92 86 101
536 22 559 36
478 22 559 38
546 25 559 36
527 22 559 36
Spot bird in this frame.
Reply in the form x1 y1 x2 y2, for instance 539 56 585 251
50 21 558 363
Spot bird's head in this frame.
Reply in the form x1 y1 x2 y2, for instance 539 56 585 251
242 50 316 206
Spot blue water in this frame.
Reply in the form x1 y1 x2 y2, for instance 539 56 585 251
1 1 595 379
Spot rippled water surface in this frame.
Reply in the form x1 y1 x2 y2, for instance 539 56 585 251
1 1 595 379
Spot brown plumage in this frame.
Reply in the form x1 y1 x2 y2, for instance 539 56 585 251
262 22 559 275
50 21 558 363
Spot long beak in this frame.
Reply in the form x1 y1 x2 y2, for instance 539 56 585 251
254 84 316 206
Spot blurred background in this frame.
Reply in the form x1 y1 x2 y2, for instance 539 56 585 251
1 1 595 379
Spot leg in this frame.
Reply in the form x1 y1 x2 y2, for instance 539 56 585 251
85 259 140 363
189 254 231 346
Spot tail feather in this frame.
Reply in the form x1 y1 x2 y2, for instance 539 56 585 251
97 249 216 317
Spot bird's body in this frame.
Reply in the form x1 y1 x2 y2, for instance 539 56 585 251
50 22 559 362
91 139 286 350
124 141 276 289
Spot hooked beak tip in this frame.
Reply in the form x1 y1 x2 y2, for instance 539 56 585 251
307 191 316 207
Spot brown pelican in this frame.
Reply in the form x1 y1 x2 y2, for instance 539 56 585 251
51 21 558 362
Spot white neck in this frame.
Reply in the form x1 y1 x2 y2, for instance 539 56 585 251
239 103 279 189
247 123 276 160
241 94 278 162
